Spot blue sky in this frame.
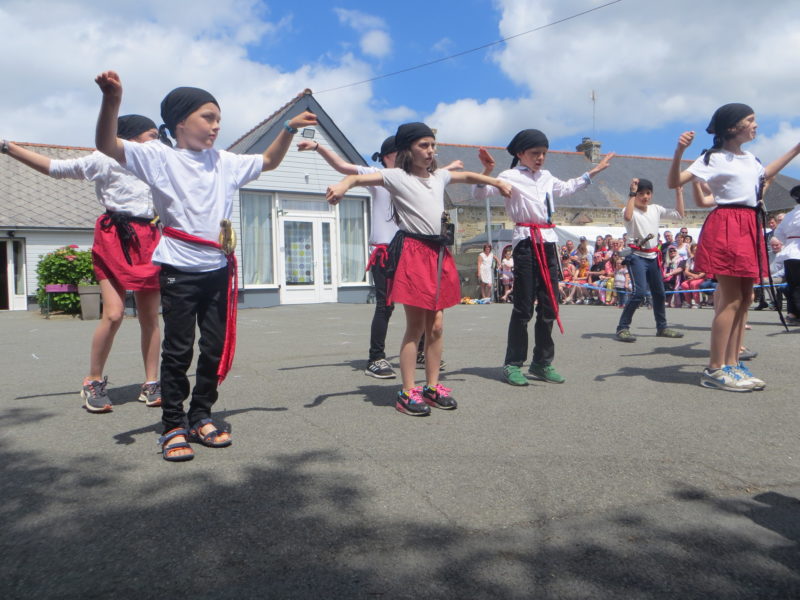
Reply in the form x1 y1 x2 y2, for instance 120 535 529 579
2 0 800 177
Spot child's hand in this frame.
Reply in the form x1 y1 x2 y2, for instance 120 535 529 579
596 151 615 171
296 140 317 152
478 147 495 172
677 131 695 149
289 111 317 130
630 178 639 194
444 159 464 171
326 182 347 205
95 71 122 100
495 179 513 198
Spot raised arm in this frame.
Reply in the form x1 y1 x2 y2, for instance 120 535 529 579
691 180 715 208
764 142 800 179
674 183 686 218
667 131 696 189
1 141 52 175
262 111 318 172
478 147 495 176
588 152 615 178
297 139 360 175
449 170 512 197
326 172 385 205
623 178 638 222
94 71 125 163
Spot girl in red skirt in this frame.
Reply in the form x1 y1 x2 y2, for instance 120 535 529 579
2 116 163 412
668 103 800 392
327 122 511 416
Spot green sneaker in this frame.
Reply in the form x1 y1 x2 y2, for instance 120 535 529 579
503 365 528 386
615 329 637 343
656 328 684 338
528 363 565 384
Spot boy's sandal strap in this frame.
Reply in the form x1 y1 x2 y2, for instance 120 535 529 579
158 427 189 446
162 442 194 461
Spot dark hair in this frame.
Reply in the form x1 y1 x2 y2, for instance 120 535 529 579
395 148 438 174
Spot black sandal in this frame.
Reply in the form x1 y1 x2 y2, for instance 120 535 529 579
188 419 232 448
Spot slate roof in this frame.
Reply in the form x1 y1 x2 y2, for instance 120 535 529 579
435 143 799 213
1 143 97 230
228 89 366 166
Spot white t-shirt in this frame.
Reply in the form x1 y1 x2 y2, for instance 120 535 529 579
773 205 800 261
473 166 590 246
687 150 764 207
380 168 451 237
49 150 154 219
622 204 682 259
356 165 399 245
123 140 263 271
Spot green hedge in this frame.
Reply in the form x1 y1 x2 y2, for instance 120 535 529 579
36 245 97 313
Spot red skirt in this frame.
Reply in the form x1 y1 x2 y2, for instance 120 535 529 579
92 214 160 291
387 237 461 310
694 206 767 280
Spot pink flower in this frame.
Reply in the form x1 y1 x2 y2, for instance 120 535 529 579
66 255 76 261
68 244 79 248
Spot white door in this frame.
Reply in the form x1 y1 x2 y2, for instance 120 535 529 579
277 216 337 304
1 239 27 311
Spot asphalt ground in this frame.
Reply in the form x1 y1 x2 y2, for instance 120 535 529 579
2 301 799 599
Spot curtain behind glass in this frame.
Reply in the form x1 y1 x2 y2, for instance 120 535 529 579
241 191 273 285
339 198 366 282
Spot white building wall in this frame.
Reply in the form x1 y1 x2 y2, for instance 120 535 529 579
20 229 94 300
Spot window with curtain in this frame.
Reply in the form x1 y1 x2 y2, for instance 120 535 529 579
338 198 366 283
240 191 274 285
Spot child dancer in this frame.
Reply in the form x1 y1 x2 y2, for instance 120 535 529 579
95 70 316 459
326 122 512 416
668 103 800 391
2 116 162 413
297 137 462 379
474 129 614 386
615 177 685 341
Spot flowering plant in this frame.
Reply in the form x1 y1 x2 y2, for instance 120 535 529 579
36 245 97 313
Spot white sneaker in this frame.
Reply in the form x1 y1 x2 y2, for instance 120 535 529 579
700 366 755 392
734 362 766 390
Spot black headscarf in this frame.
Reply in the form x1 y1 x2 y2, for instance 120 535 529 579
702 102 754 165
116 115 157 141
635 178 653 193
506 129 549 168
394 122 435 151
159 86 219 142
371 135 397 164
791 185 800 204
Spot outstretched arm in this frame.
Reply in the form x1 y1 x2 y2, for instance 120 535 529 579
667 131 696 189
94 71 125 163
623 178 638 222
297 139 359 175
764 142 800 179
587 152 615 178
449 171 512 197
1 141 52 175
326 172 385 205
442 159 464 171
262 111 318 172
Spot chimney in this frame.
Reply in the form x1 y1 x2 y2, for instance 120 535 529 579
576 137 602 164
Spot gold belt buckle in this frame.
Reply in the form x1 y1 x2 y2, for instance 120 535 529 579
219 219 236 255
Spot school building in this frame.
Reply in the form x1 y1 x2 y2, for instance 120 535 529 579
2 91 798 312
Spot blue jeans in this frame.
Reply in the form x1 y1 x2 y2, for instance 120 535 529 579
617 254 667 332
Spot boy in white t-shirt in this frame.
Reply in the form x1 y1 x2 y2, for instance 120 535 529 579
95 70 316 461
615 178 685 342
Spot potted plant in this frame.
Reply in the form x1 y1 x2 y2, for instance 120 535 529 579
78 277 101 320
36 245 97 316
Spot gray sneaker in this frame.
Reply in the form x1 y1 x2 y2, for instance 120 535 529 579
138 381 162 407
615 329 637 343
365 358 397 379
700 366 755 392
81 376 112 413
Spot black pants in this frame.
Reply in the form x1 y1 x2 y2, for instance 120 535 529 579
505 240 559 367
785 259 800 317
368 262 395 361
159 265 228 433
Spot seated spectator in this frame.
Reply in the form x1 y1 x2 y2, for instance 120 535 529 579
662 246 684 307
589 252 614 304
679 246 705 308
572 257 591 304
570 237 592 268
559 256 578 304
613 255 630 307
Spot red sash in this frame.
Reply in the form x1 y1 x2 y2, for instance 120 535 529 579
516 222 563 334
628 244 663 271
162 227 238 385
366 244 389 270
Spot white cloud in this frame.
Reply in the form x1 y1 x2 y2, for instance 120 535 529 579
333 7 391 59
427 0 800 143
750 122 800 172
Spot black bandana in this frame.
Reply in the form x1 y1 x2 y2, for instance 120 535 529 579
160 87 219 139
506 129 549 168
791 185 800 203
706 103 754 135
116 115 157 141
636 178 653 193
394 122 435 151
371 135 397 164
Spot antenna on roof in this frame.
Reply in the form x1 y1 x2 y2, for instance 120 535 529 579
590 90 597 139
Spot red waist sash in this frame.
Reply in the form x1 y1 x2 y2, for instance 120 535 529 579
516 222 563 334
162 226 238 385
366 244 389 270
